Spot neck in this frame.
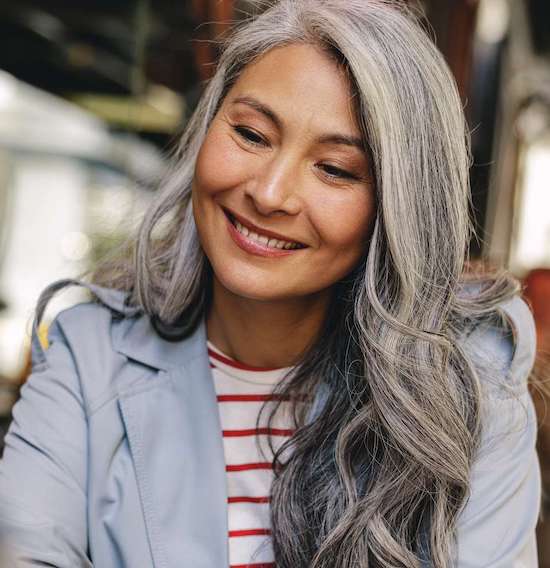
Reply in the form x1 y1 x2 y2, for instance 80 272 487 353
206 276 331 369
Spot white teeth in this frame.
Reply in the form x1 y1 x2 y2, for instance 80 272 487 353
233 217 301 250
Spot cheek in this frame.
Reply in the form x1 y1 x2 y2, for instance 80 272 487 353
194 127 254 196
314 191 376 253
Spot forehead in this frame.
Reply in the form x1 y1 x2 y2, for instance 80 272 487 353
225 43 361 136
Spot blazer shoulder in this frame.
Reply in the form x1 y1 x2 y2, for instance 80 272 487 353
32 279 137 357
55 297 119 327
30 279 152 412
496 294 537 386
459 294 537 397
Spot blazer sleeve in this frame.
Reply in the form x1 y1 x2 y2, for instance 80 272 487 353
0 315 93 567
455 295 541 567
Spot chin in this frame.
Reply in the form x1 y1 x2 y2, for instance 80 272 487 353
213 268 300 302
220 275 285 301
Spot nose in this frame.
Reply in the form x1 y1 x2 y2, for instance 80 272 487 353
244 154 302 217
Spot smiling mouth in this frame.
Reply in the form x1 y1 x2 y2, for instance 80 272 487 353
224 209 307 250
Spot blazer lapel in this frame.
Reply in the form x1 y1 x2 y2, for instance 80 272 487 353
115 314 229 568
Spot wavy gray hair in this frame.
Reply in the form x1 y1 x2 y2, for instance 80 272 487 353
88 0 521 565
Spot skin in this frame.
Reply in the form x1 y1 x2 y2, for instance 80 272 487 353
192 43 376 368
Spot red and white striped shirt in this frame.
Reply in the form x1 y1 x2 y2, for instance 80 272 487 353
207 339 296 568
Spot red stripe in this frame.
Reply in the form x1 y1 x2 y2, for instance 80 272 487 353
231 564 275 568
228 495 270 504
229 528 272 537
226 462 273 472
223 427 295 437
208 348 282 371
217 394 290 402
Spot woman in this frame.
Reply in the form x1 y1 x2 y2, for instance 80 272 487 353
0 1 541 567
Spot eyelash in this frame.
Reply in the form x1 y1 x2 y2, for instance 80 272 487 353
232 125 359 181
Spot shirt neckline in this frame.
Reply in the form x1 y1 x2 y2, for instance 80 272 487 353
206 339 294 373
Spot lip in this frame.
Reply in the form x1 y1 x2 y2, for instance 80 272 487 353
222 206 306 247
223 208 306 258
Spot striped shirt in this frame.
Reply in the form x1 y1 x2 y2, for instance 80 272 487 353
207 339 296 568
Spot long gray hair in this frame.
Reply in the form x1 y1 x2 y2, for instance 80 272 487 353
88 0 521 565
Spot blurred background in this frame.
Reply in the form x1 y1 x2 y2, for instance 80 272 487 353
0 0 549 562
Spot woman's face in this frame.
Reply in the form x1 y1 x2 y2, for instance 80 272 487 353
192 43 376 302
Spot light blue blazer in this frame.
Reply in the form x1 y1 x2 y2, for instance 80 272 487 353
0 279 541 567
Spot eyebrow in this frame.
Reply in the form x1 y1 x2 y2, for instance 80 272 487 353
230 95 366 151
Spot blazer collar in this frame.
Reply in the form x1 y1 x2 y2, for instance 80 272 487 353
77 281 203 371
111 309 206 371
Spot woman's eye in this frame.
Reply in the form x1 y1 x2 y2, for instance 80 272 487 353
319 164 357 181
233 126 267 147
